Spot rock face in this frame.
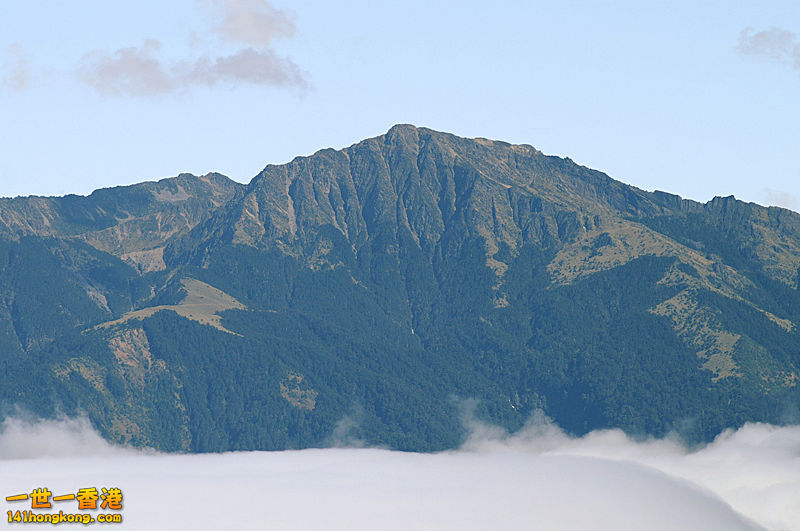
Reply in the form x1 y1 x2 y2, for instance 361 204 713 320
0 173 242 271
1 125 799 452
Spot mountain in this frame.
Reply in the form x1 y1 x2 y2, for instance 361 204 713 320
1 125 798 452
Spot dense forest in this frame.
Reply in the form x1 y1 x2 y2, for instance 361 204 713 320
1 126 798 451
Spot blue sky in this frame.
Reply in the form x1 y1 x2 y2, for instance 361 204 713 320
1 1 798 211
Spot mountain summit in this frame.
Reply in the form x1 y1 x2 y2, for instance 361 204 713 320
2 125 798 451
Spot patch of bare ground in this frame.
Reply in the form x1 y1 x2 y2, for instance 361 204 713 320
650 290 741 381
121 247 166 273
95 278 246 335
279 372 318 410
108 328 153 388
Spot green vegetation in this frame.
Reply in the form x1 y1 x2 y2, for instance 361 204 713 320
1 125 798 452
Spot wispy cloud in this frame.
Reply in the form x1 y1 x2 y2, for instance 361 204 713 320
0 416 129 459
78 40 174 97
1 43 31 91
78 40 307 97
738 27 800 71
205 0 296 47
763 187 800 212
329 414 366 448
77 0 307 97
187 47 306 88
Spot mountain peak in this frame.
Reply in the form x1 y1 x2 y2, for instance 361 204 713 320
386 123 420 133
3 127 800 454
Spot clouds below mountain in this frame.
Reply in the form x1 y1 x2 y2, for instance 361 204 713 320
462 410 799 531
0 416 130 460
3 414 797 530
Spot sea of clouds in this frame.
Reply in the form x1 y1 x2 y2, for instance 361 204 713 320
1 413 798 530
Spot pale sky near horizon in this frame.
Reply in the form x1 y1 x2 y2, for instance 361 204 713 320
1 1 798 212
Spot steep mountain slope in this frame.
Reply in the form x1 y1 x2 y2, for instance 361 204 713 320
0 173 242 272
0 173 242 352
1 126 798 451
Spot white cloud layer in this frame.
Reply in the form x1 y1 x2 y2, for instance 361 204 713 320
0 416 126 459
77 1 306 96
3 414 798 530
738 27 800 71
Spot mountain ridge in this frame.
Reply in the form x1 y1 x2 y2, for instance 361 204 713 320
1 124 798 452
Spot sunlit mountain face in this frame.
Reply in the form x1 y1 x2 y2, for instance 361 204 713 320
1 125 799 454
